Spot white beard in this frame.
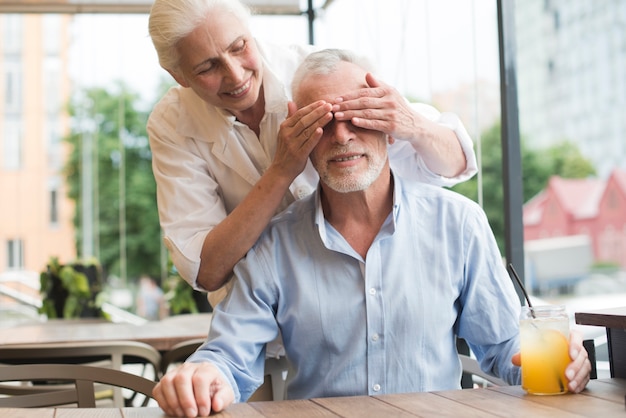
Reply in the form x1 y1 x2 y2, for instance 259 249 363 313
319 152 386 193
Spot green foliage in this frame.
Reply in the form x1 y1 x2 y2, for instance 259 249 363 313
590 261 621 274
164 275 199 315
451 120 596 253
39 256 107 319
542 142 596 179
63 82 162 281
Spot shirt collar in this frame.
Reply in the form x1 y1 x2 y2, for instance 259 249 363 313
256 39 290 114
314 170 401 247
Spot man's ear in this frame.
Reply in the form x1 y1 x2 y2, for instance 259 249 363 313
167 68 189 88
387 135 395 145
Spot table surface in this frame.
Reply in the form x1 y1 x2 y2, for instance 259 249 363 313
1 378 624 417
0 313 212 352
575 306 626 329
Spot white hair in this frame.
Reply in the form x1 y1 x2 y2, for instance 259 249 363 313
148 0 251 72
291 48 376 105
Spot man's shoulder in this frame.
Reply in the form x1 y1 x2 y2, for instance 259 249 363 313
397 175 482 213
245 194 316 265
398 174 468 198
268 193 316 231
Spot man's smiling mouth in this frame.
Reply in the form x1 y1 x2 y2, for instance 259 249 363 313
332 154 363 162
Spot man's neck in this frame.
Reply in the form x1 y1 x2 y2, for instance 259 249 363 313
321 169 394 259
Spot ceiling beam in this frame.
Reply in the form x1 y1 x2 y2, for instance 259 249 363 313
0 1 303 15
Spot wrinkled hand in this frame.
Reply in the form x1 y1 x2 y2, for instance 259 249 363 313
331 73 427 144
153 362 234 417
272 100 333 179
511 329 591 393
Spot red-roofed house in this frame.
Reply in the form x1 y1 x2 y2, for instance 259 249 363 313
523 169 626 270
595 169 626 266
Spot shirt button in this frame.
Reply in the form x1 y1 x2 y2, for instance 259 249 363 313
371 334 379 342
368 288 376 295
295 186 311 199
373 384 381 392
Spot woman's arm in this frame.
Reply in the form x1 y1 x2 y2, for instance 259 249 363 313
332 72 477 184
197 165 293 291
197 100 333 291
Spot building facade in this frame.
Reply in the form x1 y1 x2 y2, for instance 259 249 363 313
0 14 76 279
515 0 626 178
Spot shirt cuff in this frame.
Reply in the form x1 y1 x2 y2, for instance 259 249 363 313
426 112 478 187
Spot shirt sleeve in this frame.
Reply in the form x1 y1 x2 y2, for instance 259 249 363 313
186 246 280 402
388 103 478 188
455 202 522 385
147 91 227 290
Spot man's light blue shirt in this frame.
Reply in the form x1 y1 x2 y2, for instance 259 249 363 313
187 174 522 401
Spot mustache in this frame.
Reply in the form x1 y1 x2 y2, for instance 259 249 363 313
326 146 364 158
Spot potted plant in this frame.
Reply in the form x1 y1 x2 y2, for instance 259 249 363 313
39 256 107 319
163 274 199 315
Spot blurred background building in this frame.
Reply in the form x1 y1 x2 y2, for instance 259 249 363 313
515 0 626 179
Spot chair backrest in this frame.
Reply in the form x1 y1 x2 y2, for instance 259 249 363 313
160 338 205 376
0 340 161 406
160 338 288 401
0 340 161 370
0 364 156 408
459 354 508 387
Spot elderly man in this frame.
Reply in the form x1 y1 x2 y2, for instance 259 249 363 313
153 49 591 418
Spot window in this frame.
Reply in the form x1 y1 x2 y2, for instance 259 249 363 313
43 58 62 116
50 188 59 225
43 14 61 55
553 11 560 30
2 116 22 170
7 239 24 270
3 58 22 114
2 14 22 53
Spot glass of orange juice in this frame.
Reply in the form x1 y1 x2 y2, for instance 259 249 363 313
519 305 570 395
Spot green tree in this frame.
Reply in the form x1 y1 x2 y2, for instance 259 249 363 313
63 82 161 281
451 121 596 252
543 141 596 179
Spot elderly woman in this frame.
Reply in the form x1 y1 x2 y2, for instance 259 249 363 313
147 0 477 300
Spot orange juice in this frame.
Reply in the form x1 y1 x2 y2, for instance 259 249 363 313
520 305 570 395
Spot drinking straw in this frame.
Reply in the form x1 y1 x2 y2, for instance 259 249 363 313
507 263 535 318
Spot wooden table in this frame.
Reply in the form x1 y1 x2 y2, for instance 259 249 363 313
0 313 212 353
1 378 624 417
575 306 626 378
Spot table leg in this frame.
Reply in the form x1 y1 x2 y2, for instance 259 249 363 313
607 327 626 378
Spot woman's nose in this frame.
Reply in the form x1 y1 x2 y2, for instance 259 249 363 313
222 57 243 83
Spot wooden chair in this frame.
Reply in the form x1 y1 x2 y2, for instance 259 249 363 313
0 340 161 406
160 338 288 401
459 354 508 387
0 364 156 408
160 338 206 376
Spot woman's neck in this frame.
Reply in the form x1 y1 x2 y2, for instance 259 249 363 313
232 85 265 137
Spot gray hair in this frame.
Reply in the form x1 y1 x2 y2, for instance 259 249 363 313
291 49 376 105
148 0 251 72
